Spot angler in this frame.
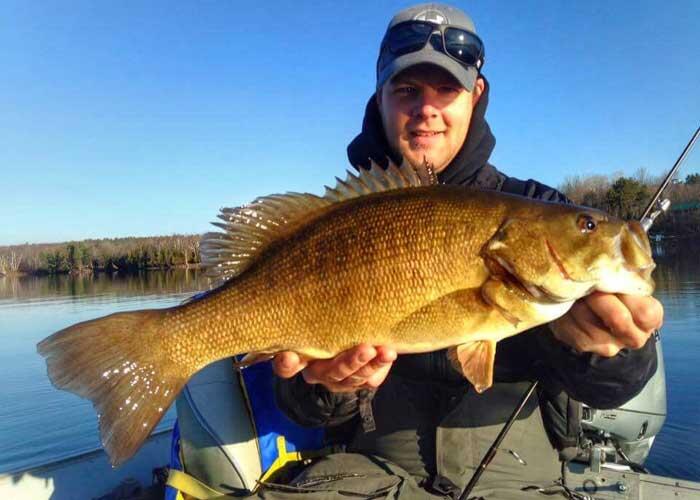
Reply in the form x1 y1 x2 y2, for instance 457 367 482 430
36 3 666 500
268 4 663 499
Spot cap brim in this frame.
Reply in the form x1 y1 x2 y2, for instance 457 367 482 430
377 47 478 92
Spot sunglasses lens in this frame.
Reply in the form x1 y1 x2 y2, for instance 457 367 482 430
444 28 482 66
387 22 433 55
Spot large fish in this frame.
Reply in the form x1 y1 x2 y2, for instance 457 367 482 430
37 163 655 466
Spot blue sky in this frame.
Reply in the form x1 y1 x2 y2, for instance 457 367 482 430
1 1 698 245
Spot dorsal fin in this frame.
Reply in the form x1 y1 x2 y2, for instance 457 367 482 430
199 193 331 287
200 161 431 286
323 160 428 203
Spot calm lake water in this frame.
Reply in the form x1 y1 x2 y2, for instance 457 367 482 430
0 270 208 474
0 248 698 481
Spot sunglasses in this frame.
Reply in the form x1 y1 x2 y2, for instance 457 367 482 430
382 21 485 70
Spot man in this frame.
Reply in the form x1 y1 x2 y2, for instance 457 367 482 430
268 4 663 498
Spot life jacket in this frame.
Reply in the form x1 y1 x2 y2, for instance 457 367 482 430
165 358 325 499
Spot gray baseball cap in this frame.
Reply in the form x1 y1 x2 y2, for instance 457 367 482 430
376 3 483 91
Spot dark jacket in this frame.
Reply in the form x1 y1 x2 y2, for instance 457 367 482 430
274 80 658 476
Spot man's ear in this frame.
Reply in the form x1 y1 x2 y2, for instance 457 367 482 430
471 77 485 108
375 89 383 109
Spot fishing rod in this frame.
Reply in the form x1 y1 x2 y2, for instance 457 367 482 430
458 124 700 500
640 126 700 231
457 381 538 500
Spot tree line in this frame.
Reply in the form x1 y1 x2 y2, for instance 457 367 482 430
2 172 698 276
0 234 201 276
559 171 700 236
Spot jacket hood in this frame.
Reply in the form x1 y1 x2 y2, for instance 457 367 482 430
347 77 496 184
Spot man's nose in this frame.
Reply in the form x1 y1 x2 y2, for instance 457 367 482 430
411 91 439 119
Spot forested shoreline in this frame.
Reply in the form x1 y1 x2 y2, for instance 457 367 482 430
2 172 698 277
0 235 201 276
559 171 700 237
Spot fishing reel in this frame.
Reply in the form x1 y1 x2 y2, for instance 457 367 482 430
641 199 671 233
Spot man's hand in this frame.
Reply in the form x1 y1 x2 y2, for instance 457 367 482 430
272 344 397 393
549 292 664 357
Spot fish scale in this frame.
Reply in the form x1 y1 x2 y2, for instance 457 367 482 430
165 191 483 366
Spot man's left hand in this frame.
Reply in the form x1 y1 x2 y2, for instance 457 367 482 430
549 292 664 357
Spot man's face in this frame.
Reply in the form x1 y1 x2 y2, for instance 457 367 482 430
378 65 484 173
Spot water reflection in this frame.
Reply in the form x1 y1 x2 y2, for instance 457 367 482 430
646 237 700 481
0 269 210 474
653 237 700 294
0 269 208 303
2 237 696 302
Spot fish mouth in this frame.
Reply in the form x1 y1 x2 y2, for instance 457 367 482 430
619 224 656 278
483 240 591 303
622 259 656 283
484 254 565 303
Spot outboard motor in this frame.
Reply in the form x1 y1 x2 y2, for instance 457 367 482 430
577 334 667 470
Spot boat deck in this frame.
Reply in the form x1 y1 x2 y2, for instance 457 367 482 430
3 432 700 499
566 462 700 499
0 430 171 500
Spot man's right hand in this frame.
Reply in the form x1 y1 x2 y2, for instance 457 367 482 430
272 344 397 393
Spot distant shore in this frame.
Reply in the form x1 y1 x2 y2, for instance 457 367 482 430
2 171 698 276
0 234 201 277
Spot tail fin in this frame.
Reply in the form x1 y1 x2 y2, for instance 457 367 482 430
37 309 187 467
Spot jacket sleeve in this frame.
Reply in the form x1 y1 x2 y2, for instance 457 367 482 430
495 327 658 408
487 164 658 408
274 373 361 428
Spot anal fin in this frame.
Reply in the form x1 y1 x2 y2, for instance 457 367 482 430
448 340 497 393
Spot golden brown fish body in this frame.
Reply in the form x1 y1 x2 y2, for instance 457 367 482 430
165 187 501 367
37 164 655 466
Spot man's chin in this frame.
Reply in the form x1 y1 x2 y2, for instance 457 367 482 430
405 152 448 173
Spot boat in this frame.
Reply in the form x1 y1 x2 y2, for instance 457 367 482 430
5 342 700 500
0 430 170 500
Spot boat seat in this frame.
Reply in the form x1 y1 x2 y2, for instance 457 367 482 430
175 358 261 495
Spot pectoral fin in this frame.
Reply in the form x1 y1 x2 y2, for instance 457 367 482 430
448 340 497 393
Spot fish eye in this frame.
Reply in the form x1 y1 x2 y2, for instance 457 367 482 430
577 215 597 233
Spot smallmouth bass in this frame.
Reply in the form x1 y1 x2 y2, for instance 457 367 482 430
37 163 655 466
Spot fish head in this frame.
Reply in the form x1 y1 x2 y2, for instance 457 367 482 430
483 207 655 303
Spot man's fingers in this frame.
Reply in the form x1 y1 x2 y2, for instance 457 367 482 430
576 321 626 357
617 294 664 332
364 361 394 388
337 360 393 390
303 344 377 385
351 347 397 379
584 293 649 349
272 351 307 379
569 300 609 337
374 346 398 364
585 292 630 332
551 314 624 357
570 300 628 353
275 345 396 392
